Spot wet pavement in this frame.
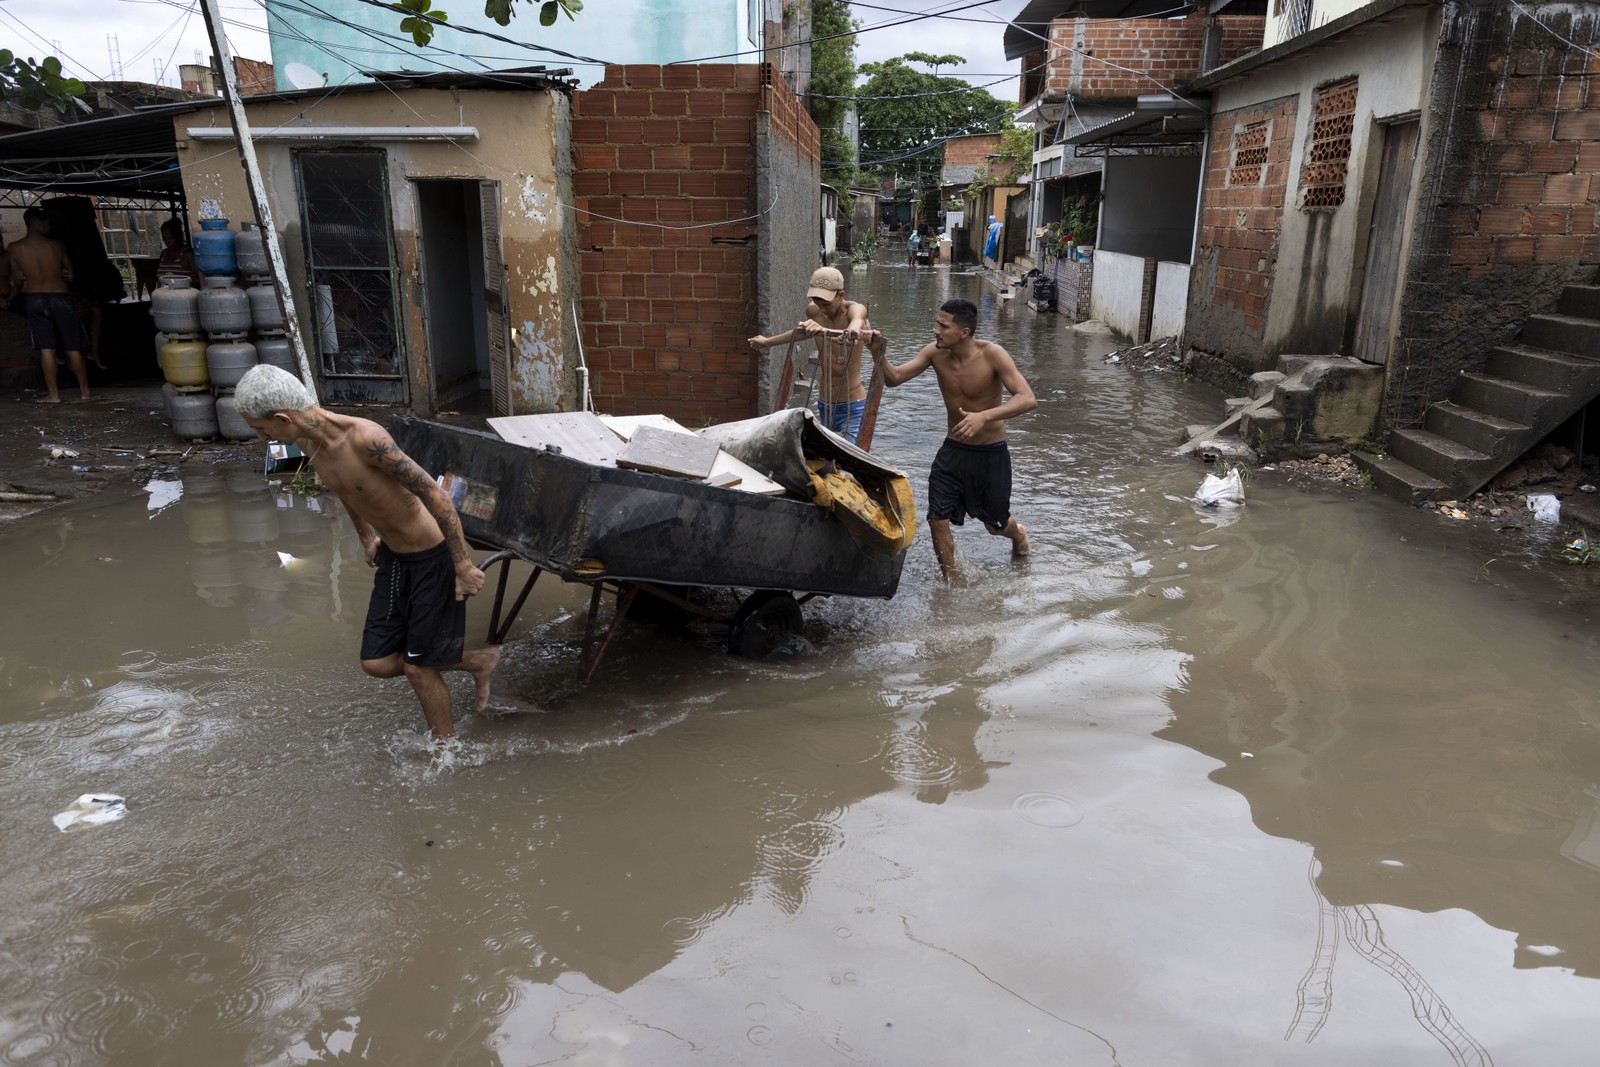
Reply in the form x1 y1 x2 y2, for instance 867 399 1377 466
3 257 1600 1065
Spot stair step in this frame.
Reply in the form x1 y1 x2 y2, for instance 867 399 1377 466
1390 427 1492 482
1486 343 1600 390
1454 372 1565 424
1522 313 1600 358
1558 284 1600 319
1351 451 1447 503
1424 401 1529 455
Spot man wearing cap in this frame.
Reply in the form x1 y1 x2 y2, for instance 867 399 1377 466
747 266 871 443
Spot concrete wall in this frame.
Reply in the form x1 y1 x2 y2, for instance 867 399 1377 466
265 0 769 89
1150 261 1190 340
1186 6 1439 383
1089 249 1154 342
572 64 818 425
1099 155 1203 262
170 86 576 415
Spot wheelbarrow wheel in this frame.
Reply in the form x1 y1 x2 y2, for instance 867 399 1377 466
728 590 803 659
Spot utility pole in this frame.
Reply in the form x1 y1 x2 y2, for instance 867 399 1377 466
196 0 319 401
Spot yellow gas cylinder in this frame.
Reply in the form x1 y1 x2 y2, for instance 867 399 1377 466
159 337 209 391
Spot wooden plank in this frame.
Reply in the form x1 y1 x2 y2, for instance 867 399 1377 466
488 412 622 466
616 425 720 480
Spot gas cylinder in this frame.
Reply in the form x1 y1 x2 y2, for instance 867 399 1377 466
206 339 258 392
159 337 209 390
169 391 219 440
215 394 258 442
246 283 285 332
193 218 237 276
234 222 270 277
198 276 251 335
254 334 295 374
150 276 201 334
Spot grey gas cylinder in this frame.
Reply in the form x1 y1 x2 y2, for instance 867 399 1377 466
234 223 270 277
169 391 219 440
246 283 285 332
150 276 201 334
254 335 296 373
206 339 258 391
215 395 258 442
197 276 251 335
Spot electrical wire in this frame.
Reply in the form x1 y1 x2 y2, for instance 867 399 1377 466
669 0 1008 64
1509 0 1600 59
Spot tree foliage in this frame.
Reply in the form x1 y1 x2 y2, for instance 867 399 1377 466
392 0 583 46
809 0 858 196
0 51 87 114
855 54 1015 192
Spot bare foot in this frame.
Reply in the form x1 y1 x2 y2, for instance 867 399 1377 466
77 394 102 402
472 646 502 711
35 396 62 404
1010 522 1032 557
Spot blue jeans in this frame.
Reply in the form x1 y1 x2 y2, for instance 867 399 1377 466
818 399 866 443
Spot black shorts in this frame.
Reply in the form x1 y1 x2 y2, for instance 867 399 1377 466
927 438 1012 529
27 292 87 352
360 542 466 667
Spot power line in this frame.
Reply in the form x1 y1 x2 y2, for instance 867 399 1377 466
670 0 1007 65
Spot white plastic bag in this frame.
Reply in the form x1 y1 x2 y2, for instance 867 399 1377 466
1526 494 1561 523
1196 469 1246 508
53 794 128 833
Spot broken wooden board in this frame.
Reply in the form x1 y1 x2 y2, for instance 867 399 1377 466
596 414 787 495
616 425 720 480
488 412 621 467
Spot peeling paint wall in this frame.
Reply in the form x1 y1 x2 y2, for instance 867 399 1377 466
170 86 574 415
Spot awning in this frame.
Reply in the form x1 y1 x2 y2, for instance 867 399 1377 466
0 103 194 198
1063 93 1210 151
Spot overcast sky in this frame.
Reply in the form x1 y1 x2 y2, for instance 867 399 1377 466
1 0 1028 95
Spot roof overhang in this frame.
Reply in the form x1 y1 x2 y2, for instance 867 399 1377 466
1189 0 1432 92
0 102 193 198
1063 92 1210 152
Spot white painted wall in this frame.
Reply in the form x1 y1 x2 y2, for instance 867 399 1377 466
1089 249 1149 341
1265 0 1371 46
1150 262 1190 341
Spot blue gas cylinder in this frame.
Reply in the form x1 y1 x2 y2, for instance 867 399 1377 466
193 218 238 276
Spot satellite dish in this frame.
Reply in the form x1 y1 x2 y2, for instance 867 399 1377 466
283 62 325 90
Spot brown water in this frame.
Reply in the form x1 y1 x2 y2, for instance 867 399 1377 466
4 259 1600 1065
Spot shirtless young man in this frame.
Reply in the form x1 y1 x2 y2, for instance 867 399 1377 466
6 207 94 403
747 266 871 443
232 364 498 741
870 297 1036 583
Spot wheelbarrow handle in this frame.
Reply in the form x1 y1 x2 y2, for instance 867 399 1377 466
478 549 517 569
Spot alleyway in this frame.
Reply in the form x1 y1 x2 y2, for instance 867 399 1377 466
3 259 1599 1064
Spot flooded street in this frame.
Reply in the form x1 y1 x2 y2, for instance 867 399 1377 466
5 258 1600 1066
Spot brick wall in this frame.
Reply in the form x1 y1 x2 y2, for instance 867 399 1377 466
1383 1 1600 429
944 133 1002 167
1186 94 1299 373
573 64 772 425
1044 13 1263 100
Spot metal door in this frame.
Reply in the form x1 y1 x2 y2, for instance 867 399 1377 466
1351 121 1419 366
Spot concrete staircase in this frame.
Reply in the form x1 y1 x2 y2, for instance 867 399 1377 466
1355 280 1600 502
1179 355 1384 461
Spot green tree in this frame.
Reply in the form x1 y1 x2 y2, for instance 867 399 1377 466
809 0 858 197
390 0 583 46
855 54 1015 193
0 51 87 114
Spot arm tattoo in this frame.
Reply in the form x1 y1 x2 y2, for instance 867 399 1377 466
369 439 470 563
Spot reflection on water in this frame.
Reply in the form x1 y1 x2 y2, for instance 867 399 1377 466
1 264 1599 1063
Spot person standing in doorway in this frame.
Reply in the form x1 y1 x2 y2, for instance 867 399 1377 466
747 266 872 443
868 297 1035 582
6 207 94 403
232 364 500 743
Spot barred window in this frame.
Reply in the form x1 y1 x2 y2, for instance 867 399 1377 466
1302 78 1358 210
1229 122 1270 186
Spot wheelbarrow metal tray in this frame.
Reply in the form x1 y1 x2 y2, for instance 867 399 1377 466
390 417 907 599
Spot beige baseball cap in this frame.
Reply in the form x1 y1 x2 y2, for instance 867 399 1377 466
806 266 844 300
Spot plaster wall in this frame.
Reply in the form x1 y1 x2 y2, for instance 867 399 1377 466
266 0 756 90
1150 261 1191 340
1208 8 1437 366
171 87 575 415
1090 249 1152 340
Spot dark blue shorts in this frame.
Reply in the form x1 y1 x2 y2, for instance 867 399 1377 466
927 438 1011 529
27 292 87 352
360 541 466 667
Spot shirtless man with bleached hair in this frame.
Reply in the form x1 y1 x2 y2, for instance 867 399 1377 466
869 297 1035 583
233 363 498 741
6 207 94 403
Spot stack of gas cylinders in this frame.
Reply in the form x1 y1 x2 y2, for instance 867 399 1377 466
154 219 296 442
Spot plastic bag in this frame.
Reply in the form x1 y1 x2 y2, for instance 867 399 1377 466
1196 469 1246 508
1526 494 1561 523
53 794 128 833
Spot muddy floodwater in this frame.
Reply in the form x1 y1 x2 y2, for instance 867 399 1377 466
5 258 1600 1066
